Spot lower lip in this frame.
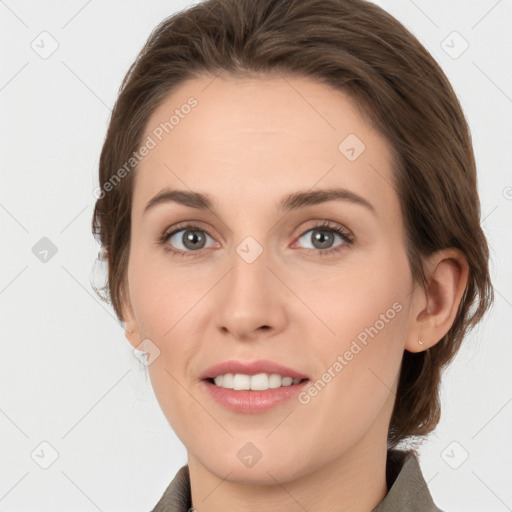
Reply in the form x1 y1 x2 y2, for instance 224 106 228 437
202 379 310 413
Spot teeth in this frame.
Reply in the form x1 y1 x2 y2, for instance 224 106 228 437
212 373 302 390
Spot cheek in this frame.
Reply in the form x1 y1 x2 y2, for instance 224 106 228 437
128 249 204 339
308 249 409 345
305 250 410 400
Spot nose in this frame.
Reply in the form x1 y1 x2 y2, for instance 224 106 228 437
213 242 288 341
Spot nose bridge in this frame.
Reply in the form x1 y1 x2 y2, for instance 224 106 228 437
227 235 273 308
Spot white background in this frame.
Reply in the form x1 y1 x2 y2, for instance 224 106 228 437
1 0 511 510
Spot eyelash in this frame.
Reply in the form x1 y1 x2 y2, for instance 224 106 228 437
157 221 355 258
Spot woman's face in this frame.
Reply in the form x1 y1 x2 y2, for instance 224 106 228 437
123 74 419 483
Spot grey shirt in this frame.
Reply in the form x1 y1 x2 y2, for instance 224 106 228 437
151 449 444 511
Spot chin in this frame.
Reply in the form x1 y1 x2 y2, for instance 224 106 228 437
193 440 313 485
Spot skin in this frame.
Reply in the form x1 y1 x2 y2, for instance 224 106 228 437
121 73 469 511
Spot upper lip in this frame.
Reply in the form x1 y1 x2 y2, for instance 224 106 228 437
200 359 310 381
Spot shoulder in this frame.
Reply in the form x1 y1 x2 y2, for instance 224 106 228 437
371 449 445 512
150 465 191 512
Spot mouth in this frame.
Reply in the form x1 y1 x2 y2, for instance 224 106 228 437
199 359 311 413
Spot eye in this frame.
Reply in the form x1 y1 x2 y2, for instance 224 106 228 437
159 223 218 256
295 221 354 255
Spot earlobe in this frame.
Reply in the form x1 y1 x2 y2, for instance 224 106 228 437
405 248 469 353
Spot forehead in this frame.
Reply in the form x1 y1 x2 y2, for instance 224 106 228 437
132 73 398 220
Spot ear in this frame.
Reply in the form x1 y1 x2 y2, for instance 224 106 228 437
405 248 469 353
119 279 142 350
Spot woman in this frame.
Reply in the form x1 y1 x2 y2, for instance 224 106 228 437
92 0 493 510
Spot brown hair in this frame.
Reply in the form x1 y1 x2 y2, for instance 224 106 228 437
91 0 494 448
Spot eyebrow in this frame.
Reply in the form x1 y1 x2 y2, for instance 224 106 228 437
143 187 376 216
